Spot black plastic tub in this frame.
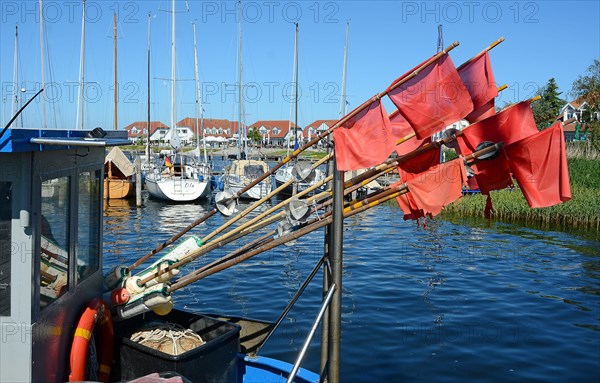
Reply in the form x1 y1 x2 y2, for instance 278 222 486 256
114 309 241 383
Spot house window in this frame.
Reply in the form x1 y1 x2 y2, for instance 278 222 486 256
226 128 231 135
131 127 138 135
272 128 280 135
218 128 223 134
0 182 11 316
40 176 70 309
143 128 148 134
212 128 217 134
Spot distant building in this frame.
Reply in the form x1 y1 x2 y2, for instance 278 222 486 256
303 120 338 145
249 120 300 147
124 121 168 144
177 118 239 140
557 98 599 141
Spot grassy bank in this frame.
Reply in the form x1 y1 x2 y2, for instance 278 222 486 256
441 157 600 231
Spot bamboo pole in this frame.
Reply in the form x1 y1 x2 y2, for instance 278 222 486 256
205 153 332 243
169 184 407 292
456 37 504 71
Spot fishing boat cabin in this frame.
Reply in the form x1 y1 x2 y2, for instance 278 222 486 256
0 128 129 382
0 127 319 383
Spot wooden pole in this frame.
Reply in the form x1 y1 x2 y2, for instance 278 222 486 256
136 155 142 207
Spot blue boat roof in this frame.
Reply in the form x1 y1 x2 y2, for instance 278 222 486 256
0 128 130 153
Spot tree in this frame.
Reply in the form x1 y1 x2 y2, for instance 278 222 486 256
532 78 564 130
247 126 262 145
571 59 600 150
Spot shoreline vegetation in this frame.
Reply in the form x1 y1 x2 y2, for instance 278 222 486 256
442 143 600 234
126 142 599 234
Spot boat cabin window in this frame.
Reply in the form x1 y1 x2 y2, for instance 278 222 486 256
77 171 101 282
0 182 11 316
40 177 70 309
244 164 265 179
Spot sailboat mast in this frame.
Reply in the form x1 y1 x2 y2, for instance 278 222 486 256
11 25 18 122
237 0 243 158
76 0 86 130
192 22 200 159
192 23 208 164
39 0 46 129
171 0 176 147
293 23 299 151
339 22 349 118
113 12 118 130
146 12 151 159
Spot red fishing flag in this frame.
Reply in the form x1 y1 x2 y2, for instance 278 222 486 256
455 100 538 154
457 52 498 123
454 100 537 194
504 121 571 208
333 99 395 171
389 110 431 156
387 55 474 140
396 144 441 182
396 159 467 219
394 189 425 221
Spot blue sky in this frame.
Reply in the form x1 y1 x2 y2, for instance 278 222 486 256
1 0 599 130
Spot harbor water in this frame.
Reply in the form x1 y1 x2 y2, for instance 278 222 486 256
103 195 600 382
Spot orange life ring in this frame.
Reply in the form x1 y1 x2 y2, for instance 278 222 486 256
68 297 114 383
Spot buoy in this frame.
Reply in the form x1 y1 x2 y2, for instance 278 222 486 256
104 265 129 290
110 287 130 305
114 284 171 321
124 276 145 295
152 300 174 316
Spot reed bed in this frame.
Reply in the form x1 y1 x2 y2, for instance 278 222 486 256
442 158 600 232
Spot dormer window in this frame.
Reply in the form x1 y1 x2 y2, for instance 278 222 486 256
131 127 138 135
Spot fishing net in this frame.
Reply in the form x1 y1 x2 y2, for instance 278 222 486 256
130 323 205 356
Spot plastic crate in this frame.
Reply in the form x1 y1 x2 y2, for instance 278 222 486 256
116 309 240 383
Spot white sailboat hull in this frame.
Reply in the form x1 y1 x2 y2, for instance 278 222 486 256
225 175 271 200
145 173 211 202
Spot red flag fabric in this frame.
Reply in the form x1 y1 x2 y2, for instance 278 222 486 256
388 55 474 140
395 190 425 221
397 144 440 182
333 99 395 171
458 52 498 121
400 159 468 218
465 98 496 123
469 155 513 194
454 100 537 194
390 111 430 156
455 100 538 154
504 121 571 208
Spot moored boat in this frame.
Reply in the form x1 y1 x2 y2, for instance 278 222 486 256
224 159 272 200
104 146 135 199
0 126 319 383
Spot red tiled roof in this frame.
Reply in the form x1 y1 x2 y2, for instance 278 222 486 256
562 120 588 133
569 97 587 110
303 119 337 137
124 121 169 138
248 120 300 139
177 118 239 137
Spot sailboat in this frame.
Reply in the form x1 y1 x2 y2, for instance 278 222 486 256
223 1 272 200
145 0 211 202
274 23 325 196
